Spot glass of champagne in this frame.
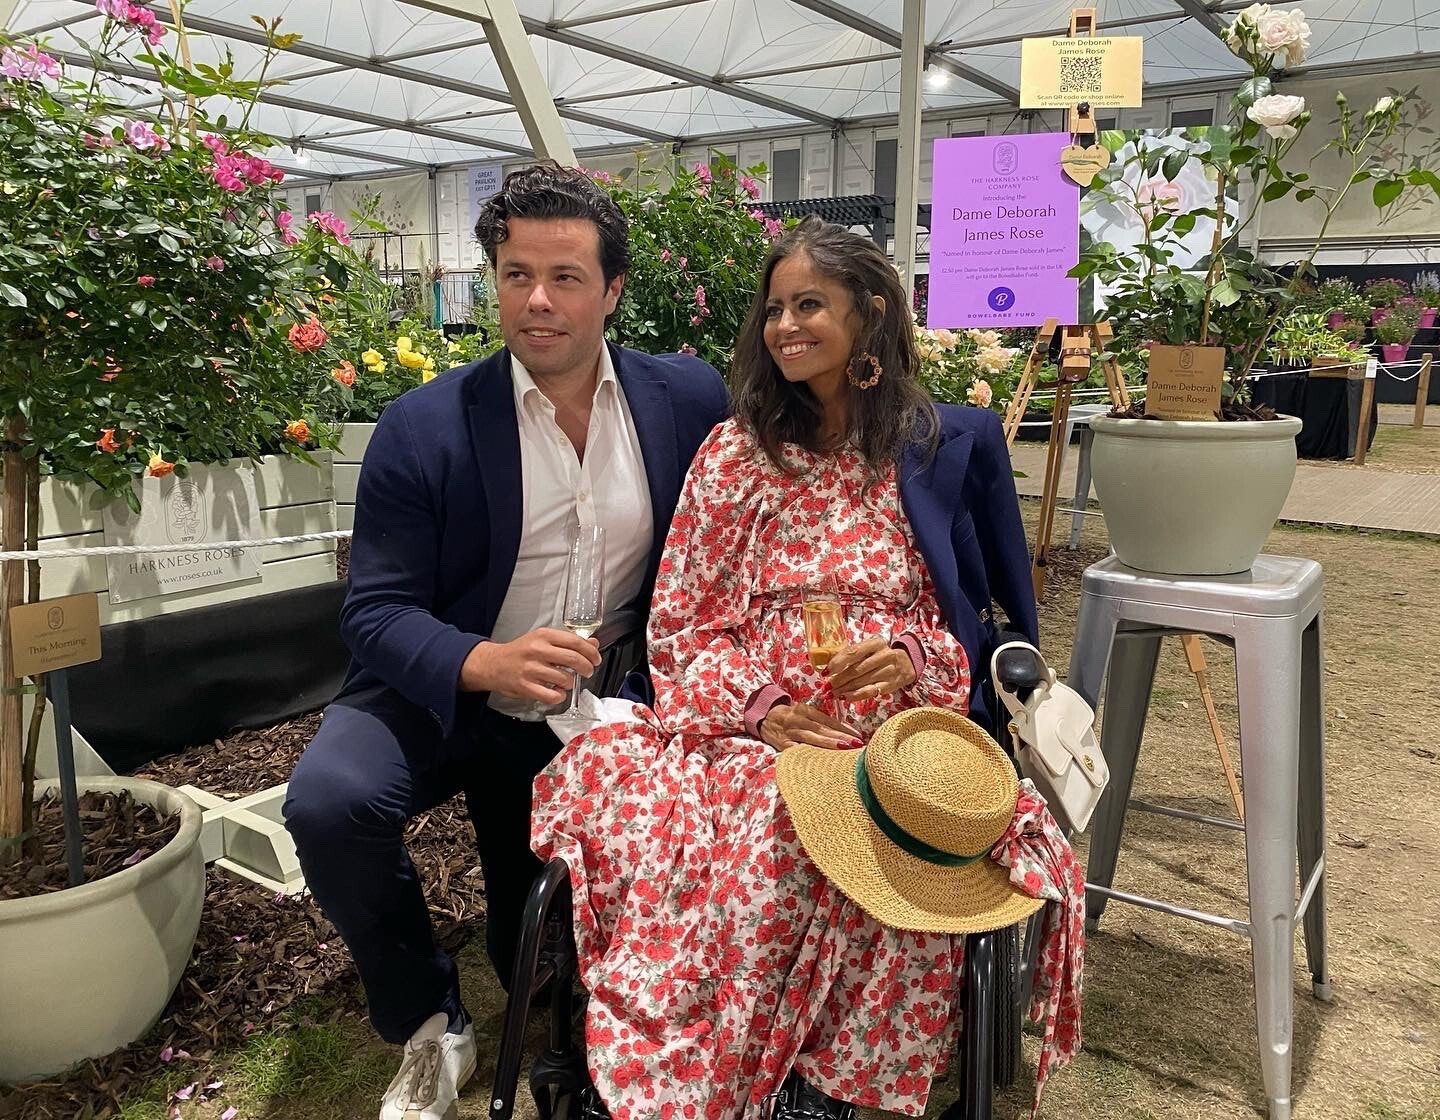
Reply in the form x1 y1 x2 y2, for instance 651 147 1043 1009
802 586 847 722
559 524 605 720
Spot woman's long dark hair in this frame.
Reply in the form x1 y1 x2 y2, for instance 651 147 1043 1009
731 215 937 473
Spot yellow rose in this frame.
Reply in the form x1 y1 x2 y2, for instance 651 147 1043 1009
396 348 426 370
370 359 387 373
395 336 413 352
423 356 435 371
447 341 461 353
361 349 383 366
421 370 437 383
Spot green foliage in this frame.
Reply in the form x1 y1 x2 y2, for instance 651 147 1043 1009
1363 277 1410 307
343 314 503 423
0 9 389 500
913 325 1028 411
1069 7 1440 396
1265 313 1359 363
596 155 785 372
1375 298 1423 344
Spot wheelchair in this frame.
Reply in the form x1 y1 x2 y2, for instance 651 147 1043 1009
486 621 1050 1120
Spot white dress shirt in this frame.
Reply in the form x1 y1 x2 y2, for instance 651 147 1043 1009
488 346 653 719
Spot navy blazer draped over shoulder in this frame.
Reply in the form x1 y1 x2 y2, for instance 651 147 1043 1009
897 404 1039 727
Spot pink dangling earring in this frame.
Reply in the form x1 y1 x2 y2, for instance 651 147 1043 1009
848 352 882 390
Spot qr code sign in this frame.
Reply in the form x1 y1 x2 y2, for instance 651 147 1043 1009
1058 54 1103 94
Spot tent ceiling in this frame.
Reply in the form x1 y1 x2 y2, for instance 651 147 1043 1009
8 0 1440 178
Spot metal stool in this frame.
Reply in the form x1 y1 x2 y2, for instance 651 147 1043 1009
1066 555 1330 1120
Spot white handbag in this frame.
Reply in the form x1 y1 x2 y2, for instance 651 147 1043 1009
990 641 1108 834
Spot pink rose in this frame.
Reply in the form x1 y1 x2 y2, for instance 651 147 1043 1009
205 256 225 271
122 119 168 152
0 45 60 81
137 275 155 287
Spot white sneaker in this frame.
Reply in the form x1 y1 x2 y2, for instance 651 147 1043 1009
379 1012 477 1120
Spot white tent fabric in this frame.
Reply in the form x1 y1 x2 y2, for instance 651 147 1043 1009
7 0 1439 177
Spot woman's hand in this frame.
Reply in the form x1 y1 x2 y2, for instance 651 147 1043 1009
826 638 917 700
759 704 863 752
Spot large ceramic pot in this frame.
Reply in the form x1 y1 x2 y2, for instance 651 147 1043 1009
1088 414 1302 576
0 777 204 1082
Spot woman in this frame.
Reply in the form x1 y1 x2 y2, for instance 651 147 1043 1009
532 217 1066 1119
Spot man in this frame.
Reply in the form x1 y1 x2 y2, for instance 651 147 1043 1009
283 163 729 1120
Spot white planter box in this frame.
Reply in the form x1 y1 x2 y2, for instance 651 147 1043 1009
37 454 338 625
334 422 375 532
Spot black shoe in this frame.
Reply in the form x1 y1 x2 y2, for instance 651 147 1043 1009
576 1084 612 1120
769 1072 857 1120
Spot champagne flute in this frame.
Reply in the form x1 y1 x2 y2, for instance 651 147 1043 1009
559 524 606 720
801 586 847 723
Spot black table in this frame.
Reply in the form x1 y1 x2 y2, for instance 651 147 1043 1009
1250 365 1378 460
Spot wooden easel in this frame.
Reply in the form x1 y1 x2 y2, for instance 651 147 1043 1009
1003 318 1130 600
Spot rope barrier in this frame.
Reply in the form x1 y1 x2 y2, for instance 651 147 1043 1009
0 529 352 563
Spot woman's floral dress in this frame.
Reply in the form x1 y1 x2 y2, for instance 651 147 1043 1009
532 421 1083 1120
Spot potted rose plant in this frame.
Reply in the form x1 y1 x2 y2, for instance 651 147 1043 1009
0 3 380 1079
1364 277 1409 324
1412 271 1440 329
1069 3 1440 574
1376 298 1422 363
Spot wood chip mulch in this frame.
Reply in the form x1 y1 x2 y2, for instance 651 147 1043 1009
1 708 485 1120
0 791 180 902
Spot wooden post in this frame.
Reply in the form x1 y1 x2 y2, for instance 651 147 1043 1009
1181 634 1245 821
1415 352 1432 430
1354 363 1377 466
1 416 28 850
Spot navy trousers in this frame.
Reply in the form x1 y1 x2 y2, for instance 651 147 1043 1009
283 695 562 1044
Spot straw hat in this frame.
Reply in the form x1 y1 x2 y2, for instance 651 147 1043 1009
776 707 1045 933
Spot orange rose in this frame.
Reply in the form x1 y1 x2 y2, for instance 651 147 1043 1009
287 317 328 353
285 419 311 443
331 360 356 388
147 454 174 478
96 429 119 454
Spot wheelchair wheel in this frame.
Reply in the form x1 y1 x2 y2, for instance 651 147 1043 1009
992 924 1023 1088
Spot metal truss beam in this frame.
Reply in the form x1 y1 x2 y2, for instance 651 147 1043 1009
67 0 665 148
295 138 435 170
1169 0 1232 41
785 0 1020 102
551 0 711 30
520 17 838 126
52 48 529 157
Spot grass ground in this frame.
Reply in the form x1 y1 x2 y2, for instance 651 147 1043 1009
11 486 1440 1120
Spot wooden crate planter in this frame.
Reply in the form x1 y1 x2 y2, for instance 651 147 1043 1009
335 423 374 532
37 453 337 625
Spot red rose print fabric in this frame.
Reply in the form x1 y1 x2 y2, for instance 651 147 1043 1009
532 421 1083 1119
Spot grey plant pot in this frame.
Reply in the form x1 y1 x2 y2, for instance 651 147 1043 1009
1087 414 1303 576
0 777 204 1082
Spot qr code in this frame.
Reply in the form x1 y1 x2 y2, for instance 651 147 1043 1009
1058 54 1103 94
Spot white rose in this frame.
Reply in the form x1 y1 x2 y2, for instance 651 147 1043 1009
1371 95 1397 115
1254 7 1309 66
1247 94 1306 140
1223 3 1269 52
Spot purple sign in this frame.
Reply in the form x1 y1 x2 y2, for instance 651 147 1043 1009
926 133 1079 329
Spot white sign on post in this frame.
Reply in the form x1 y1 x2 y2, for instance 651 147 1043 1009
102 463 262 603
466 162 506 237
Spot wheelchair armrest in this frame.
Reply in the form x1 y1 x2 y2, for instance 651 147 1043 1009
595 608 642 653
994 644 1046 704
592 609 646 700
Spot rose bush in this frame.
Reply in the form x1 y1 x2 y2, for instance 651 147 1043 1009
0 2 388 856
597 156 786 370
1072 3 1440 407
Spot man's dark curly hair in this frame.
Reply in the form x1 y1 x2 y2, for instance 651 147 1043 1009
473 161 631 286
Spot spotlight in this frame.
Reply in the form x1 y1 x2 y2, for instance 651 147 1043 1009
924 68 950 91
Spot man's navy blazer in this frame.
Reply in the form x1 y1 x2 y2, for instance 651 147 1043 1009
336 343 729 736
